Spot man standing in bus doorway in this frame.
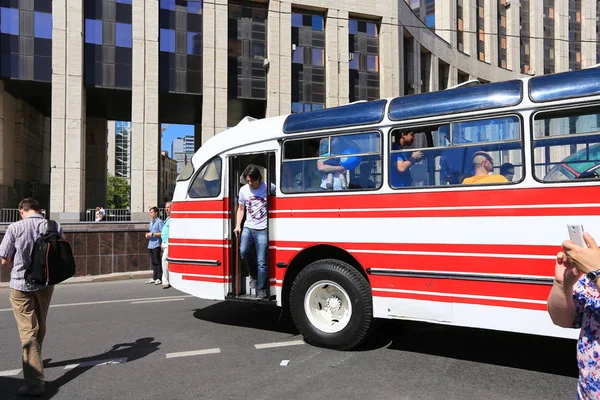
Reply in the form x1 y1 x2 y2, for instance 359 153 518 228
234 165 270 300
390 129 424 187
461 151 508 185
145 207 164 285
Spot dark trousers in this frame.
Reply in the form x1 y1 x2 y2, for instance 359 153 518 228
149 247 162 281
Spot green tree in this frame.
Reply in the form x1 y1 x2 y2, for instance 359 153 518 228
106 174 131 209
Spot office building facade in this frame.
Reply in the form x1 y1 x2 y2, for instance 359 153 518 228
0 0 598 220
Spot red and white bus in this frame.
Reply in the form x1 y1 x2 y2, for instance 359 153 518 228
169 67 600 350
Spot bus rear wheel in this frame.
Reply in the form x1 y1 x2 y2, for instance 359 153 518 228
289 259 373 350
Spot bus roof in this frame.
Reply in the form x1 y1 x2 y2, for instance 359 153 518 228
528 67 600 103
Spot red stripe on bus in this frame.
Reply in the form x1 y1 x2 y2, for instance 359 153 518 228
372 290 546 311
169 238 226 245
172 199 230 212
182 275 229 283
169 264 225 275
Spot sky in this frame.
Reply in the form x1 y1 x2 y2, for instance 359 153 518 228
160 123 194 156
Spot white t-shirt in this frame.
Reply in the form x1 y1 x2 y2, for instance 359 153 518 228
238 182 268 230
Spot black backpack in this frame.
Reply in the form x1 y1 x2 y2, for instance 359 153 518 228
25 220 76 286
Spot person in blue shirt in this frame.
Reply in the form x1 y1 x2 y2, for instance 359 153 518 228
390 129 424 187
145 207 164 285
157 202 171 289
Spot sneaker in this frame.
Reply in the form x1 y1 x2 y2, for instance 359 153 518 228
145 279 155 284
162 284 171 289
249 278 257 289
17 384 44 396
154 279 162 285
257 289 269 300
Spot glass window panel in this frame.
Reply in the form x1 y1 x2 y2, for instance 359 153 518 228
115 23 132 48
453 116 520 143
349 19 358 34
34 12 52 39
1 7 19 35
160 0 176 11
312 15 323 31
160 28 175 52
188 1 202 14
349 54 359 70
251 41 265 58
292 46 303 63
367 55 378 72
366 22 377 37
187 32 201 54
291 102 303 113
188 157 222 198
425 14 435 27
312 48 324 66
116 0 132 3
291 13 303 27
85 19 103 45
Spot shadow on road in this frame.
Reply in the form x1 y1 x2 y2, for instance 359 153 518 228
358 319 578 378
0 337 160 400
193 301 577 378
193 301 298 335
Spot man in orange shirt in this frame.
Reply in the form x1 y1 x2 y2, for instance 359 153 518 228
461 151 508 185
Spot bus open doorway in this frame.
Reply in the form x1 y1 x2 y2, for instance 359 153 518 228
227 152 276 301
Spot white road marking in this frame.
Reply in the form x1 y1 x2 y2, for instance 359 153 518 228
254 340 305 349
0 295 192 313
131 298 185 304
0 369 21 376
165 348 221 359
64 358 128 370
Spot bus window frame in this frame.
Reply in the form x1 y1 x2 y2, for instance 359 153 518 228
187 155 224 199
388 113 525 190
530 104 600 184
280 129 384 194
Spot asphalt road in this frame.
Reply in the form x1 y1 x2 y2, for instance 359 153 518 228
0 280 578 400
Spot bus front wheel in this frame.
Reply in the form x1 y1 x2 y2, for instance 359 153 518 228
289 259 373 350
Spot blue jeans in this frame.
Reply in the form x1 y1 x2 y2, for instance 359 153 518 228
239 227 268 291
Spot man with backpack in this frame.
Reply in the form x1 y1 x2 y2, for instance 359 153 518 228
0 198 65 396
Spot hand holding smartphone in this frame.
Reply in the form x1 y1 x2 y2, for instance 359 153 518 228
567 224 586 247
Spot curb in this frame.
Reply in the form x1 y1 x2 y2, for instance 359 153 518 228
0 271 153 288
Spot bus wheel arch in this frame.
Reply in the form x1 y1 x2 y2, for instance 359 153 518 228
283 246 373 350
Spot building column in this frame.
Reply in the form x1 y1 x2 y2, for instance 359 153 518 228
51 0 86 222
581 0 597 67
325 9 348 108
464 0 476 56
85 118 108 211
505 0 520 72
201 0 228 143
131 0 159 220
107 121 116 177
380 15 400 98
554 0 569 72
529 0 544 76
484 0 498 66
266 0 292 116
429 55 440 92
435 0 455 44
0 81 16 208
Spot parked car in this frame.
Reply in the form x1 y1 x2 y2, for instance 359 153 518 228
543 143 600 181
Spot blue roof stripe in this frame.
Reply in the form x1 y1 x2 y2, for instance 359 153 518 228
283 100 387 134
388 80 523 121
529 68 600 103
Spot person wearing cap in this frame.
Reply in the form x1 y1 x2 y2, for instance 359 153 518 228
461 151 508 185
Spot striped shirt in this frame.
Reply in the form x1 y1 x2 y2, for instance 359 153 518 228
0 213 64 291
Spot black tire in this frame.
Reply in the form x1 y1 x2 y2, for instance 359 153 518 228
289 259 373 350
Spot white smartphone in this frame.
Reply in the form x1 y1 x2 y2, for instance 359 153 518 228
567 224 586 247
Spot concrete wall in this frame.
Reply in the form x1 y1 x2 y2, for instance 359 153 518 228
0 223 152 283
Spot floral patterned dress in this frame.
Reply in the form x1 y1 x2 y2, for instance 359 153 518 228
573 276 600 399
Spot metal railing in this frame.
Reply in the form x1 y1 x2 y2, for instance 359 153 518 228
0 208 46 223
85 208 167 222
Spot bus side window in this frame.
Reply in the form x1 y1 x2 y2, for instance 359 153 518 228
188 156 222 198
533 107 600 182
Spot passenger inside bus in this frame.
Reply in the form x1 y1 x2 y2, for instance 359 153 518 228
461 151 509 185
500 162 515 181
317 137 348 190
390 129 424 187
439 125 481 185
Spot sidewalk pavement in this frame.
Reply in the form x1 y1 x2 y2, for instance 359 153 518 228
0 271 153 289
